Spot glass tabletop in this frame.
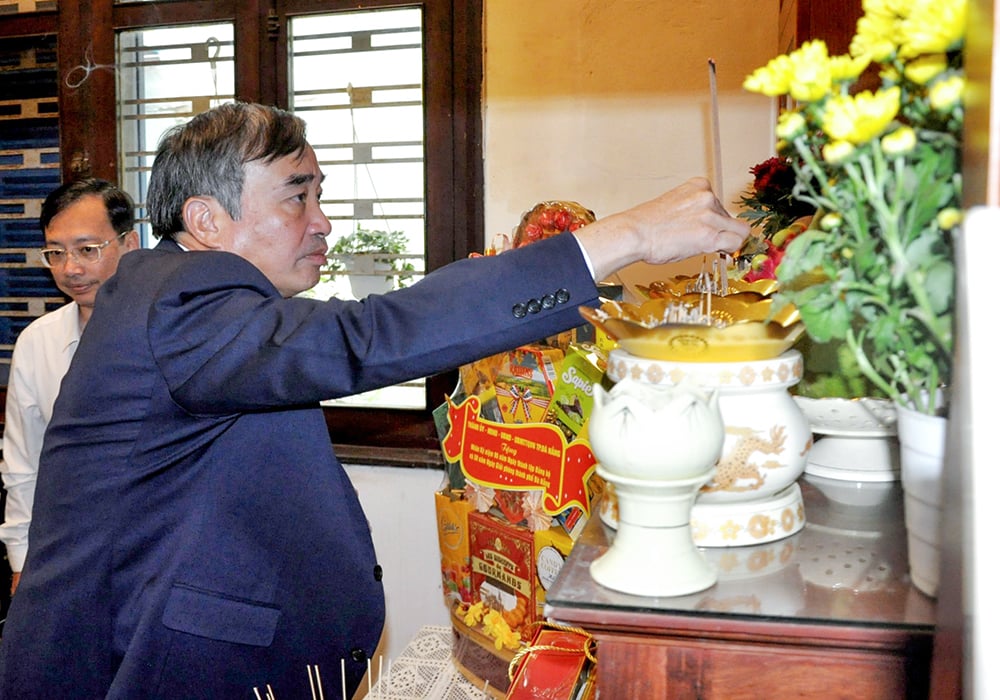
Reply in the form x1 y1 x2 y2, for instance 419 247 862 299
544 474 936 629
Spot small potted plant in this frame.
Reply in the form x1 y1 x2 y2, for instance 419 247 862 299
327 226 416 298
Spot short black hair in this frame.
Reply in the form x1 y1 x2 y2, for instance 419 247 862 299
40 178 135 235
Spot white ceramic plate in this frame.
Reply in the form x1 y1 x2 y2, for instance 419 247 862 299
793 396 897 438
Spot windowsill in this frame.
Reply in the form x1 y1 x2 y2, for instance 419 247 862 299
335 443 447 469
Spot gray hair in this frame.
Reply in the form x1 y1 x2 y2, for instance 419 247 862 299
147 102 309 239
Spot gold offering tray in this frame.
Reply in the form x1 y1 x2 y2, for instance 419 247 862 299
638 276 781 299
580 293 803 362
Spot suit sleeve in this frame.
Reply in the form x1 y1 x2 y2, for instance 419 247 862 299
148 233 599 414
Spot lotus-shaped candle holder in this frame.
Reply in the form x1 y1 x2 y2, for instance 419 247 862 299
589 379 723 482
588 378 725 597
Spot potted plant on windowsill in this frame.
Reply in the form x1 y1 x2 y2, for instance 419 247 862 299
327 226 416 298
741 0 966 597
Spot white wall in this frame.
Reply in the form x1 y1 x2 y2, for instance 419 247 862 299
344 464 451 664
484 0 780 288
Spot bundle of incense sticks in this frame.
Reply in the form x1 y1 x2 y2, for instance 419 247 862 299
684 255 730 296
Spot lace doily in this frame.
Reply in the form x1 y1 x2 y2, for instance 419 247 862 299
362 625 493 699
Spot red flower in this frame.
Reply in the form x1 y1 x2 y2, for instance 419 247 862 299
751 157 798 205
738 157 816 240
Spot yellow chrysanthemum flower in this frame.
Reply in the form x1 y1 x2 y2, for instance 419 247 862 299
822 87 900 144
788 40 834 102
822 140 856 164
745 41 836 102
898 0 967 58
851 13 898 62
494 622 520 651
481 608 504 637
881 126 917 155
929 74 965 111
820 212 843 230
743 55 794 97
904 53 948 85
862 0 910 17
830 54 871 82
775 111 807 140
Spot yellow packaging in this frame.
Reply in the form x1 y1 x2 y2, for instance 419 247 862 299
435 489 476 609
593 326 618 356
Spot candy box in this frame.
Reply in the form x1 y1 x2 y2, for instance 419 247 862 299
506 626 597 700
494 345 563 424
468 510 575 639
532 523 574 615
546 343 607 440
459 355 505 424
469 510 536 636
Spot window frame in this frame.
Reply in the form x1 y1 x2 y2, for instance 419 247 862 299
0 0 483 465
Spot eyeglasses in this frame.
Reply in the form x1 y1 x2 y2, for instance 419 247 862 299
39 231 130 268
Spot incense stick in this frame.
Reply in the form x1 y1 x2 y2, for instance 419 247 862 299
708 58 735 265
314 666 324 700
708 58 724 198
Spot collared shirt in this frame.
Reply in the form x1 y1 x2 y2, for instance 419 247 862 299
1 302 81 572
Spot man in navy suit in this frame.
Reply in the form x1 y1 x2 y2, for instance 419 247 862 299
0 102 747 698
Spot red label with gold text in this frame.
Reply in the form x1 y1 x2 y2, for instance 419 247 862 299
441 396 596 517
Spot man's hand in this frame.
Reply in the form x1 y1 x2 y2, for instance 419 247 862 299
573 177 750 282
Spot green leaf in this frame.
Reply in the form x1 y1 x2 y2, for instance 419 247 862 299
924 259 956 315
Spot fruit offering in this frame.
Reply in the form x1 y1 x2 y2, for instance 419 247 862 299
513 200 595 248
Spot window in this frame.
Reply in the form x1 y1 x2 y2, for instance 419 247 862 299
290 8 428 409
117 23 236 244
0 0 483 460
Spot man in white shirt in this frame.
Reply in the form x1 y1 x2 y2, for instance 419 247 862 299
0 178 139 596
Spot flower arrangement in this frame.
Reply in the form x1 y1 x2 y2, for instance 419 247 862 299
735 157 816 283
737 156 816 239
742 0 966 415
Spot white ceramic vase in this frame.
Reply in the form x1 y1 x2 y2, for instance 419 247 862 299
895 401 947 598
